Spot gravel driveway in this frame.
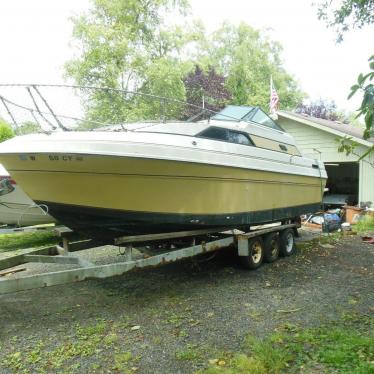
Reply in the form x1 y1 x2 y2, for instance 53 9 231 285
0 231 373 373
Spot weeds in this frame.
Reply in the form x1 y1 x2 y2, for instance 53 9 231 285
1 319 132 373
199 314 374 374
354 215 374 232
176 344 202 361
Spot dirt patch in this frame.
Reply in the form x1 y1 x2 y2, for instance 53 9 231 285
0 233 373 373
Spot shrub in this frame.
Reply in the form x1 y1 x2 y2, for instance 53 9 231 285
0 119 14 142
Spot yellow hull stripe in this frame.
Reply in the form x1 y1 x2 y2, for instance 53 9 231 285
0 154 325 215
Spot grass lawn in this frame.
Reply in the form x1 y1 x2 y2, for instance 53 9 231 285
0 231 59 253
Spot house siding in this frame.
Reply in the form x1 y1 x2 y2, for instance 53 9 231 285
278 117 374 205
359 156 374 204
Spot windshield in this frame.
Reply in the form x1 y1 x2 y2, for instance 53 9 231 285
211 105 255 121
211 105 284 132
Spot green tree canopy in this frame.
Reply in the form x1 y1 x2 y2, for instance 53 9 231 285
317 0 374 41
317 0 373 157
15 121 43 136
0 118 14 142
195 23 303 111
65 0 191 124
66 2 303 126
348 55 374 139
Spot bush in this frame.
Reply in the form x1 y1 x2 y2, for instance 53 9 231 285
354 214 374 232
0 119 14 142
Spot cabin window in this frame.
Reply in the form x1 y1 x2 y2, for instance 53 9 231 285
198 127 254 146
279 144 288 152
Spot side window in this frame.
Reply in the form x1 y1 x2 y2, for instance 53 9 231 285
198 127 254 146
198 127 228 141
227 131 253 145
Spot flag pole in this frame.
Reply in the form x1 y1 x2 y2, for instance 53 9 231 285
269 75 279 120
270 75 273 111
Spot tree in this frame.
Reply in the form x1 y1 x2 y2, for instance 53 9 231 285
15 121 43 135
317 0 374 41
349 55 374 138
340 55 374 160
317 0 374 157
133 58 189 121
296 99 340 121
65 0 191 125
183 65 232 119
66 3 303 125
195 22 303 112
0 118 14 142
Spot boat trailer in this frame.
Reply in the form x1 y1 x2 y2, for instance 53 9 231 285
0 223 299 295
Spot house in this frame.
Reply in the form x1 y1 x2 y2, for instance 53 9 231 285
277 111 374 207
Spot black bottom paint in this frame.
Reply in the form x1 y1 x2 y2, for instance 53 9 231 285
37 201 320 243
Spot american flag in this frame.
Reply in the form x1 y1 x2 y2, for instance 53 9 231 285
270 76 279 114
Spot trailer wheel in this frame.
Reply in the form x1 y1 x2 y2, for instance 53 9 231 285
239 237 264 269
263 232 280 263
279 228 295 257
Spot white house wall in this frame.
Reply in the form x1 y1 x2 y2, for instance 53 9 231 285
278 117 374 205
359 156 374 204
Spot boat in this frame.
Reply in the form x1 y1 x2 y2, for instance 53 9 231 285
0 164 56 226
0 105 327 241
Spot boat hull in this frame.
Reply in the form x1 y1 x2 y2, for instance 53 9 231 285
0 153 325 240
35 200 320 239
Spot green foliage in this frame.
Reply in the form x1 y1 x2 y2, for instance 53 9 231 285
354 214 374 232
0 231 58 253
2 319 140 373
66 2 303 126
0 118 14 142
15 121 43 135
317 0 374 41
349 55 374 139
175 344 202 361
281 318 374 372
316 1 373 158
339 55 374 159
243 336 291 372
65 0 191 126
196 22 303 111
199 315 374 374
136 57 188 120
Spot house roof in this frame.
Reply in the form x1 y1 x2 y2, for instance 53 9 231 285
278 111 374 148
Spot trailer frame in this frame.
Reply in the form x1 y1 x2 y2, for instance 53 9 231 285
0 223 298 295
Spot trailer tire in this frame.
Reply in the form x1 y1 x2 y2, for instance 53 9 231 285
263 232 280 263
279 228 295 257
239 237 264 269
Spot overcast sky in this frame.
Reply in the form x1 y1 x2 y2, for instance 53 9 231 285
0 0 372 122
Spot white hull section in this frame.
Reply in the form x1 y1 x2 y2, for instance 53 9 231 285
0 132 327 179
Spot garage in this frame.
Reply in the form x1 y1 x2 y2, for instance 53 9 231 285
277 111 374 207
324 162 359 207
